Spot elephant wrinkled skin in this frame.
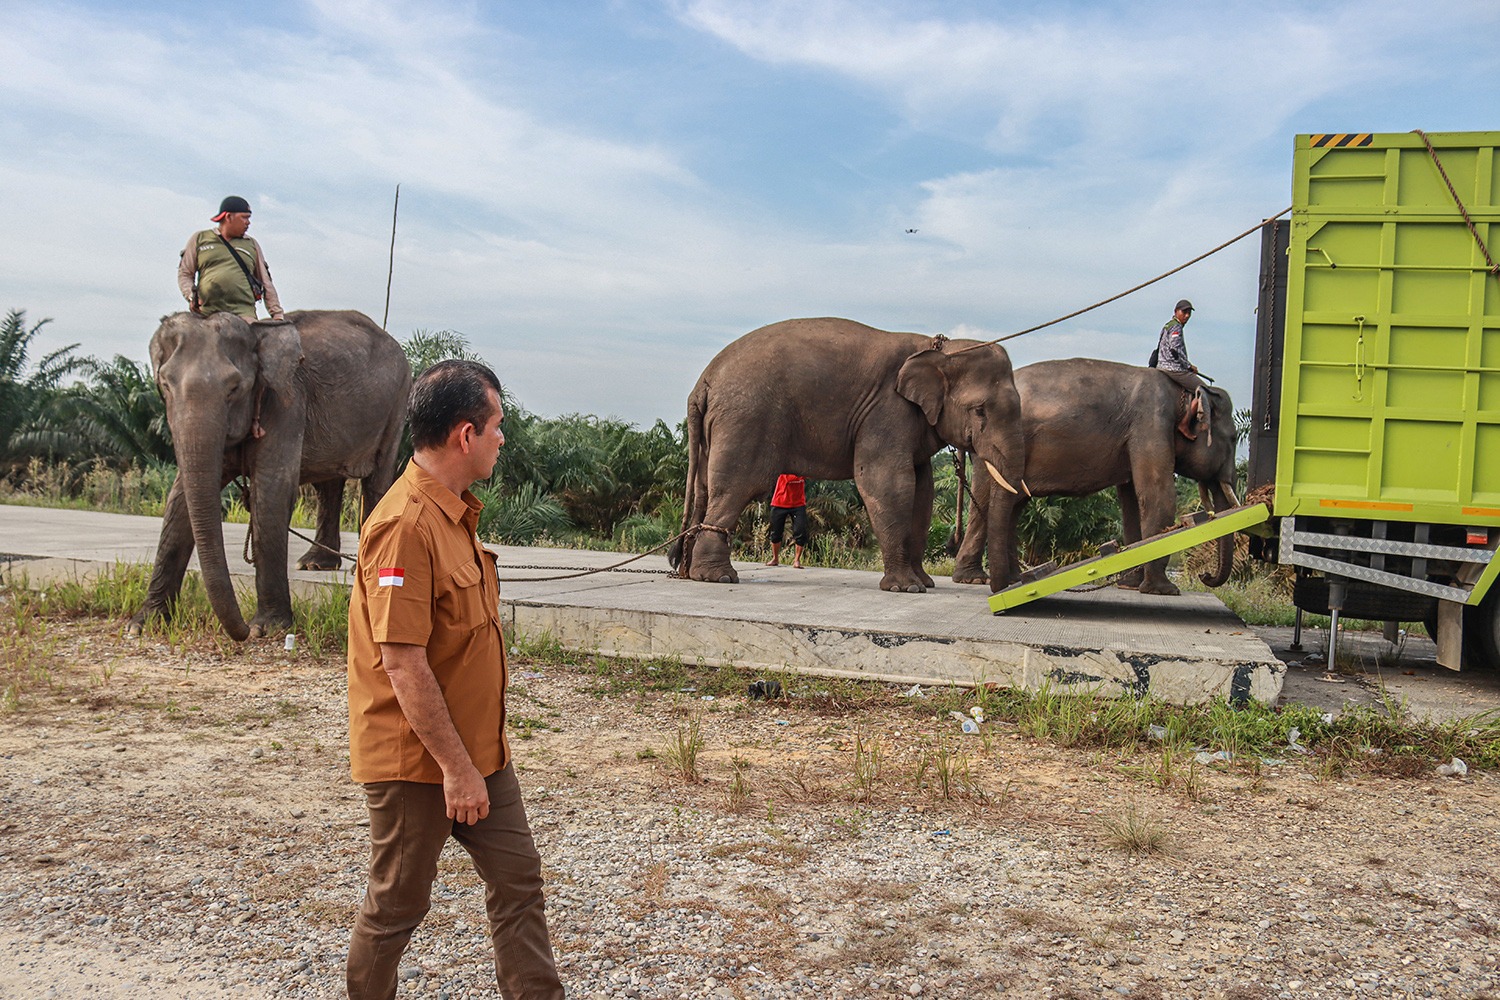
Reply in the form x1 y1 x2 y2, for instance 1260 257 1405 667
669 318 1026 592
132 310 411 640
951 358 1239 595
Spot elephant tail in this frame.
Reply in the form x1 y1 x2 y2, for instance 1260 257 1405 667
670 380 709 572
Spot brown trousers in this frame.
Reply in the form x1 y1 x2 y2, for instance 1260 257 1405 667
347 766 564 999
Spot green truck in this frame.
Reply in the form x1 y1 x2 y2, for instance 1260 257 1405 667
1247 129 1500 670
994 130 1500 671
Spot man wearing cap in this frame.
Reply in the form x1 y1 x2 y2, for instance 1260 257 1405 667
1154 299 1204 439
177 196 285 321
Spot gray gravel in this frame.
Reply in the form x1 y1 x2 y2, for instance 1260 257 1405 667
2 619 1500 999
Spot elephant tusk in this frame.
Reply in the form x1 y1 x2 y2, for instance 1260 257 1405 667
984 460 1019 495
1021 479 1031 497
1220 482 1240 507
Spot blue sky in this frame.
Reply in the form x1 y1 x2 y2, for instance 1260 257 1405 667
1 0 1495 428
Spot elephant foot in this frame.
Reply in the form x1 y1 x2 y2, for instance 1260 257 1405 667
1116 570 1144 591
249 610 295 638
690 564 739 584
296 548 343 571
1139 578 1181 597
880 572 927 594
953 561 987 585
917 569 936 589
127 606 164 637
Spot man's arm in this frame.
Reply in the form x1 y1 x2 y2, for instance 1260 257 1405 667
379 642 490 824
251 239 286 320
177 235 199 309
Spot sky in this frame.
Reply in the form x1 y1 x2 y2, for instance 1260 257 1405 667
1 0 1496 429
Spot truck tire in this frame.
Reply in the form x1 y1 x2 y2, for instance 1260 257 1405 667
1464 588 1500 672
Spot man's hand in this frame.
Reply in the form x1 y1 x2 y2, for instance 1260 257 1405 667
444 762 490 825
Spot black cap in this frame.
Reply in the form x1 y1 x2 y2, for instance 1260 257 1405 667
1175 299 1194 313
211 195 251 221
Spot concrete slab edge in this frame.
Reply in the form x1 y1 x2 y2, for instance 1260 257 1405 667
505 602 1285 705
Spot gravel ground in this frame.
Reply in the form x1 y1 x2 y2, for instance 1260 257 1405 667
2 616 1499 999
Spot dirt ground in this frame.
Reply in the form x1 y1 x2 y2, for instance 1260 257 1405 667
2 615 1500 999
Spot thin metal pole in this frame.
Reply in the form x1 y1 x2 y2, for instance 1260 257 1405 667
382 183 400 331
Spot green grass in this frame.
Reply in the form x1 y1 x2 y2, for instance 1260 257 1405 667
8 554 1499 778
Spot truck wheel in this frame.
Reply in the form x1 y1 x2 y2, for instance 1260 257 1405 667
1464 588 1500 672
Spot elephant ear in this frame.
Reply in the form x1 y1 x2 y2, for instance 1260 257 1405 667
255 320 304 403
896 349 948 426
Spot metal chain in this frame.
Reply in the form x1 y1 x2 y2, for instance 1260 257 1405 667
1412 129 1500 280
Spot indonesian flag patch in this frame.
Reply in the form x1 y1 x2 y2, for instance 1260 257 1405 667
378 567 405 588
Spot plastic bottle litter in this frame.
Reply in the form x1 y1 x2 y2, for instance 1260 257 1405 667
284 634 296 651
948 711 979 735
1436 758 1469 778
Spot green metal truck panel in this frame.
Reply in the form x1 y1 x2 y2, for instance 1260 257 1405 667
1275 131 1500 527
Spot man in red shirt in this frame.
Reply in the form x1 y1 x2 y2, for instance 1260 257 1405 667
766 474 808 569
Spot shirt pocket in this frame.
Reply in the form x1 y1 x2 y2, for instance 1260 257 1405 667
440 559 489 631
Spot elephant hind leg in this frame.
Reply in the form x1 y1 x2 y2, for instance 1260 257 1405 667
296 480 346 571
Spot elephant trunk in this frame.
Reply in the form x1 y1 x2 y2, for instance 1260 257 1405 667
179 416 250 641
980 433 1027 592
1197 481 1238 588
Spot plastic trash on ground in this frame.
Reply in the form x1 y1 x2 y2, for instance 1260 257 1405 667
904 684 925 698
1286 727 1310 755
948 711 980 735
1194 750 1233 765
1147 724 1168 741
1436 758 1469 778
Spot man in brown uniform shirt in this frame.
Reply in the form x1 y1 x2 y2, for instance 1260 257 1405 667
346 360 564 999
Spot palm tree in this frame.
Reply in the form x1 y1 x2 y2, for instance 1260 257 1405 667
22 355 173 468
0 309 81 470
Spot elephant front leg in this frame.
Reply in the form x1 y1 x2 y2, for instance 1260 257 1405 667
906 459 936 590
130 474 195 635
854 456 928 593
1115 483 1145 590
296 480 346 571
1127 473 1180 596
249 473 298 637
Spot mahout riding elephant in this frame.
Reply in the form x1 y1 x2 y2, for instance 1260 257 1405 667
668 318 1027 592
131 310 411 640
951 358 1238 595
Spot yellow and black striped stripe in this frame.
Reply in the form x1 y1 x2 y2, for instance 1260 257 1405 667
1309 133 1373 148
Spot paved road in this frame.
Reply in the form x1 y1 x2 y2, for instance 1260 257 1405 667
3 502 1496 719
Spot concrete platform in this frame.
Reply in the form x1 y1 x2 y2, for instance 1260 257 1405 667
0 503 1284 704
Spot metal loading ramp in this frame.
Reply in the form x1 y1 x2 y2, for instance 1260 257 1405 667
990 503 1272 613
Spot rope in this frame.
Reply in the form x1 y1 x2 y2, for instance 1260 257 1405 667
1412 129 1500 281
952 207 1294 354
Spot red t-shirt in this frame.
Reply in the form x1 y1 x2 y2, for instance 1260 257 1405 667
771 474 805 508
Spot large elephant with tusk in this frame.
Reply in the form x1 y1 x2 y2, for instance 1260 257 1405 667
951 358 1240 594
130 310 410 640
668 318 1028 592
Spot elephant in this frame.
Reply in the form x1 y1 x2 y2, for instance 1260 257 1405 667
131 310 411 640
950 358 1239 595
668 318 1028 592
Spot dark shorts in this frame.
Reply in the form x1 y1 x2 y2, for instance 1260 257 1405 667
769 505 809 546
